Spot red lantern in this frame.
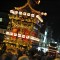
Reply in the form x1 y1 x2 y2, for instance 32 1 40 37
12 28 18 33
11 28 18 40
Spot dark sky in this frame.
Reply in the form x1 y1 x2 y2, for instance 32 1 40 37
0 0 60 41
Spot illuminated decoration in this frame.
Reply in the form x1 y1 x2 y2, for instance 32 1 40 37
44 12 47 16
10 10 14 14
18 34 21 37
6 31 10 35
10 10 46 22
31 14 35 17
23 12 26 16
9 10 47 23
10 32 13 36
3 0 47 50
12 28 18 33
14 11 18 15
30 36 39 41
36 15 43 22
14 33 17 36
19 11 22 15
41 12 47 16
5 31 39 41
22 35 25 38
26 35 29 39
35 0 41 5
27 13 30 16
41 12 44 15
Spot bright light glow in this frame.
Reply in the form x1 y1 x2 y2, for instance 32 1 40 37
31 14 35 17
38 0 40 4
27 13 30 16
26 35 29 39
37 47 48 53
10 10 14 14
41 12 47 16
35 0 40 4
54 42 57 44
10 10 13 13
37 47 40 51
0 18 2 22
10 32 13 36
14 33 17 36
43 36 46 43
57 51 59 53
22 35 25 38
5 31 40 41
30 36 35 40
23 12 26 16
6 31 10 35
44 12 47 16
14 11 18 15
43 31 47 43
43 48 48 53
36 15 43 22
18 34 21 37
41 12 44 15
19 11 22 15
30 36 40 41
45 31 47 36
35 38 40 41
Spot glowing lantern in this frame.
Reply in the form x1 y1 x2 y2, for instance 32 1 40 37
12 28 18 33
12 28 18 40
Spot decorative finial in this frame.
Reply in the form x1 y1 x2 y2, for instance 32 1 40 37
35 0 40 4
27 0 40 5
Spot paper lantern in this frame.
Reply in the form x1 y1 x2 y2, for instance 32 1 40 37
12 28 18 33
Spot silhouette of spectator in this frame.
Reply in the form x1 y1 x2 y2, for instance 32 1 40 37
5 52 13 60
18 51 29 60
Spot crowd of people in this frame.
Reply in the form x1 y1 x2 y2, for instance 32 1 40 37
0 46 59 60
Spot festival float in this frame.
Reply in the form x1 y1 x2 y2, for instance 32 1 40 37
3 0 47 51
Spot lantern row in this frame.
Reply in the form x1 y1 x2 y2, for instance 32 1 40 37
6 31 40 42
10 10 46 22
10 10 35 17
10 10 47 17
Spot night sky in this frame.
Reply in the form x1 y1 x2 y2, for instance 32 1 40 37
0 0 60 41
